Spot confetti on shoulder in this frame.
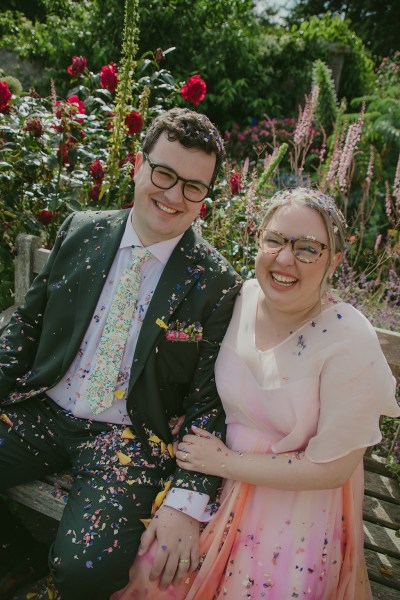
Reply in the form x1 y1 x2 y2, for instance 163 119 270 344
156 318 168 329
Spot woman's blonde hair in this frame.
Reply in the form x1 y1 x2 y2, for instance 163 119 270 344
259 187 347 263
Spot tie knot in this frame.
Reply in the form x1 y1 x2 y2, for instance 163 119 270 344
131 245 152 265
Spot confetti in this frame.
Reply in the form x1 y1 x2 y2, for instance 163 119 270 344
115 451 131 465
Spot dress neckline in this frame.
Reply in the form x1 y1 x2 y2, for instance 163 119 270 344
252 284 346 354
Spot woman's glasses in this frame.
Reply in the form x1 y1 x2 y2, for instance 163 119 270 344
257 229 329 263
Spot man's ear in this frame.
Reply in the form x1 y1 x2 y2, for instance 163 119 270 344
133 151 144 179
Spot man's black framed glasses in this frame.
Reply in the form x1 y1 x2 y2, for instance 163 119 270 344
143 152 211 203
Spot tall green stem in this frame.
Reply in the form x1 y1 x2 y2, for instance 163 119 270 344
106 0 140 190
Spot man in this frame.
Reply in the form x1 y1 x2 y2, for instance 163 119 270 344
0 108 241 599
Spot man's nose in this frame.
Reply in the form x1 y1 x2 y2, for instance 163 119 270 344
163 180 185 202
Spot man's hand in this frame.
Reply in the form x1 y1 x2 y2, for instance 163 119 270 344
138 505 200 589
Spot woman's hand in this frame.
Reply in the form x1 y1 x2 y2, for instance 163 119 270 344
176 425 233 478
177 426 367 491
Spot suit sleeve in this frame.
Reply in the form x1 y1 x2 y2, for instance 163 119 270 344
0 214 74 399
171 276 241 501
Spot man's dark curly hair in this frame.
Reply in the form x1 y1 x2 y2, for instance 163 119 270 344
142 107 225 186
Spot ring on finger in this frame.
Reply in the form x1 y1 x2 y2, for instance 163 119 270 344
182 451 189 462
179 558 190 564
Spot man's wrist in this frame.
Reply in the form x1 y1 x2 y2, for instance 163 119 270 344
163 487 210 521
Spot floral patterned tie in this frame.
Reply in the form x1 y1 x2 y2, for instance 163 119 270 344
87 246 151 415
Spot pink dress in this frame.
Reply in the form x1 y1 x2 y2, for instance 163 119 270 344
112 279 399 600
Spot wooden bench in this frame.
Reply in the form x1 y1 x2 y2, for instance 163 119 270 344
1 233 400 597
0 234 50 333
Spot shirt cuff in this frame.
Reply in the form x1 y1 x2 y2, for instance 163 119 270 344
163 487 212 522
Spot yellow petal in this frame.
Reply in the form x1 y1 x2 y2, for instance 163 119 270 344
156 318 168 329
113 389 125 400
380 566 394 576
122 428 136 440
164 480 173 493
116 451 131 465
167 443 175 458
149 434 162 444
0 414 13 426
151 480 173 514
140 518 151 529
160 441 167 453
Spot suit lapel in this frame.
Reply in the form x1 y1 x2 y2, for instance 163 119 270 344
128 227 207 392
62 210 130 372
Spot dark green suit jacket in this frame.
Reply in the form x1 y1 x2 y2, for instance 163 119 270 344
0 210 242 499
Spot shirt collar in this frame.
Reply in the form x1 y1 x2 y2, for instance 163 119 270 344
119 209 184 266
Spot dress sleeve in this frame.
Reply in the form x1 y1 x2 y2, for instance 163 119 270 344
306 311 399 463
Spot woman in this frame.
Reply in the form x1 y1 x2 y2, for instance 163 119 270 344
113 188 399 599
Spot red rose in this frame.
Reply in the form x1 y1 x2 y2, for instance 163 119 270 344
55 95 85 126
67 94 85 115
24 117 44 137
199 203 207 219
0 81 12 112
100 62 118 93
89 183 102 201
180 74 206 105
125 110 143 135
37 210 59 226
67 56 87 76
89 159 105 183
229 173 242 195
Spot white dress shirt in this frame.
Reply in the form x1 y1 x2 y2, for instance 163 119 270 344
47 211 211 520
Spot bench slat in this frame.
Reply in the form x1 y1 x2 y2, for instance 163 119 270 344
365 548 400 591
14 234 42 305
364 520 400 560
364 470 400 505
7 481 66 521
363 494 400 530
370 579 400 599
376 328 400 377
33 246 51 274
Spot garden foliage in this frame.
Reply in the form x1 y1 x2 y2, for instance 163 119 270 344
0 2 376 127
289 0 400 61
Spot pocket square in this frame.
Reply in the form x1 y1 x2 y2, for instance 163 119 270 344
156 318 203 342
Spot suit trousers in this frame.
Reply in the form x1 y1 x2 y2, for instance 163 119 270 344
0 396 167 600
